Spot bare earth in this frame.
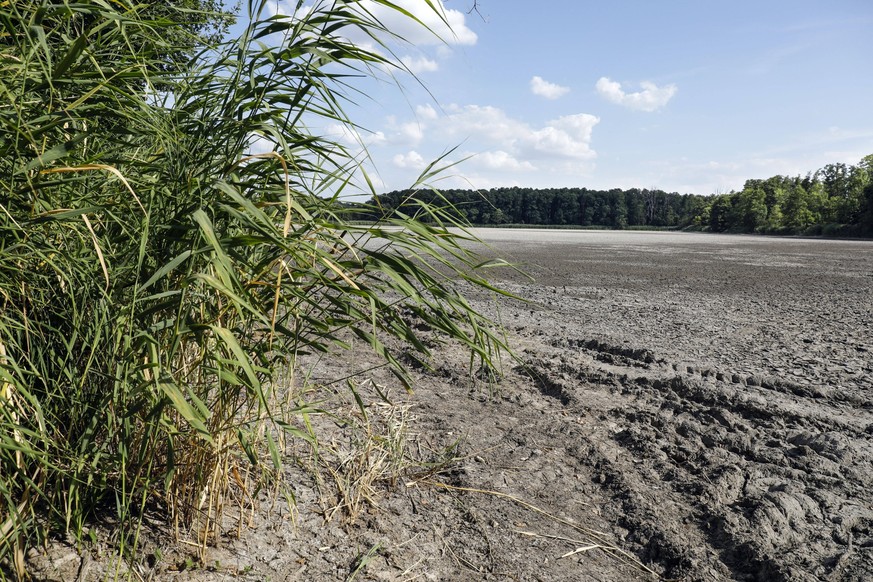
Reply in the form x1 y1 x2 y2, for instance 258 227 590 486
27 230 873 581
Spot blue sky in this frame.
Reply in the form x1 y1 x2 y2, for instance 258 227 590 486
258 0 873 196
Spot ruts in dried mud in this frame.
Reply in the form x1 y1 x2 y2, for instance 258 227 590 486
475 230 873 581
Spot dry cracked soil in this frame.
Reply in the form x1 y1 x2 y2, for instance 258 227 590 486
25 230 873 581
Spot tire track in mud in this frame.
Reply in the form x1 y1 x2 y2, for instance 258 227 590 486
518 336 873 582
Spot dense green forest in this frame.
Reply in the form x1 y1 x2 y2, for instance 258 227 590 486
367 155 873 236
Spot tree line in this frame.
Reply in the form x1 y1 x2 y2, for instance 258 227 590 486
704 156 873 236
362 155 873 236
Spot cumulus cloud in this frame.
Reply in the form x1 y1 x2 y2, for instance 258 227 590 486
352 0 477 46
530 76 570 100
400 55 439 74
432 105 598 161
398 104 600 182
393 150 427 169
439 104 527 142
380 115 426 146
523 113 599 159
398 121 424 145
264 1 296 17
360 103 602 189
415 104 438 121
595 77 677 112
371 104 434 149
476 150 536 171
266 0 476 45
324 123 386 147
264 0 476 79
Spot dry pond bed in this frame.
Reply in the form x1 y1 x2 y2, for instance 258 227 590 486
27 230 873 581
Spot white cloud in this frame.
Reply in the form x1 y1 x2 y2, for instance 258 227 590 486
419 104 600 163
476 150 537 171
345 103 603 190
264 0 476 79
381 115 426 146
524 114 599 160
246 133 277 155
530 76 570 100
383 103 596 163
398 121 424 145
400 55 439 74
595 77 677 112
439 104 529 143
415 104 438 121
324 123 386 147
265 0 476 46
393 150 427 169
353 0 477 46
264 1 296 17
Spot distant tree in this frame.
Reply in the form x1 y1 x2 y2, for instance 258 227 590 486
806 180 829 223
709 195 733 232
626 189 646 225
818 162 865 223
691 197 711 228
863 182 873 234
609 189 628 228
732 180 768 231
859 155 873 234
859 154 873 177
552 190 579 225
578 191 595 225
522 190 544 223
643 188 659 224
760 177 786 231
681 194 707 228
783 184 816 231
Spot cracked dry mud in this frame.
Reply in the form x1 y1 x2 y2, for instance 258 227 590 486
26 230 873 581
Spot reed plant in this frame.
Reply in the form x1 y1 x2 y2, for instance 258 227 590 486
0 0 508 576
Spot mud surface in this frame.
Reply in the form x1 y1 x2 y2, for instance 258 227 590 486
26 231 873 581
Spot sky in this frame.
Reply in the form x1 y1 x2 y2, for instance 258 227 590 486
255 0 873 196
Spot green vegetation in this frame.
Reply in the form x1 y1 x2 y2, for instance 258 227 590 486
370 155 873 236
368 186 705 230
0 0 508 577
703 157 873 236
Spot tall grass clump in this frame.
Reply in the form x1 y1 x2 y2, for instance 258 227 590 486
0 0 508 576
